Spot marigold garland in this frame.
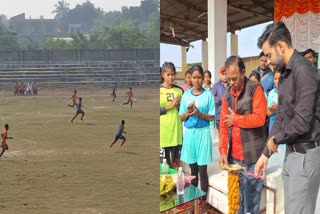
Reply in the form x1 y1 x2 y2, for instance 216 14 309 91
227 171 240 214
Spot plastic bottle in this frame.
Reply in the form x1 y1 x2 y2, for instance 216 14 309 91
177 167 185 195
160 148 165 163
161 158 169 174
176 194 184 205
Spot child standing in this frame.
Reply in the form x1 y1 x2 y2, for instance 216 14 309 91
181 69 192 91
109 120 127 149
32 82 38 95
160 62 184 169
0 124 13 158
71 97 85 123
14 82 19 95
203 70 213 90
267 69 281 133
179 65 215 195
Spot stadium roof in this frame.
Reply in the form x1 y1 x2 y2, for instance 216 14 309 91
160 0 274 46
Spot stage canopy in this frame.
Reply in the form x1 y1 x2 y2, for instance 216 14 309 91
160 0 274 47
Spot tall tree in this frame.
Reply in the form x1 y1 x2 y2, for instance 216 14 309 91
0 34 20 50
59 1 102 33
144 11 159 48
44 38 73 50
0 15 8 34
52 0 70 21
140 0 160 21
92 11 122 32
106 21 145 49
70 33 90 49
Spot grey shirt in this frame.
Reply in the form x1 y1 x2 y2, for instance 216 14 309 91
270 50 320 146
116 124 125 136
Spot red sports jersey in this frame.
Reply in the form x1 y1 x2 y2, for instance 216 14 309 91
1 130 7 145
71 94 77 104
126 91 133 101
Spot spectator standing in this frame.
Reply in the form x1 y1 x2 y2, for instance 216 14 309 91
160 62 183 169
203 70 213 90
181 69 192 92
249 51 275 96
266 69 281 133
303 48 320 77
254 21 320 214
211 66 228 131
32 82 38 95
219 56 267 214
249 71 261 84
179 65 215 195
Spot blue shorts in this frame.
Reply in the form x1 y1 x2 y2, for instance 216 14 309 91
180 126 213 166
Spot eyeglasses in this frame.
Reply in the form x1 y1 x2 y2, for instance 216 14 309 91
226 74 240 82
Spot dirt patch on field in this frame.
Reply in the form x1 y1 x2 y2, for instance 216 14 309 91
72 208 106 214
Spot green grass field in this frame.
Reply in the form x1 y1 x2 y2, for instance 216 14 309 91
0 86 159 214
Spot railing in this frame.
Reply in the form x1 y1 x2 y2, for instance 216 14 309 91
0 49 160 64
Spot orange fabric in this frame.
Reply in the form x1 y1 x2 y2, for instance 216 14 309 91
1 130 7 145
219 85 267 160
274 0 320 21
126 91 133 101
71 94 77 104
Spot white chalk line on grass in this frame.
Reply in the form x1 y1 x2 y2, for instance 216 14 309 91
4 150 23 158
7 150 22 155
92 106 109 109
15 137 37 144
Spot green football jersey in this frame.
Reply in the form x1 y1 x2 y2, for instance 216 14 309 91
160 84 183 148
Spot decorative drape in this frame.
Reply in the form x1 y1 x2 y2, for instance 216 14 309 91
274 0 320 21
274 0 320 52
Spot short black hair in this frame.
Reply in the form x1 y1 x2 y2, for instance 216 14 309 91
121 120 125 125
161 62 176 74
259 51 265 58
303 48 316 57
189 65 204 76
4 124 9 130
224 56 245 73
257 21 292 49
249 71 261 82
204 70 212 78
184 68 192 77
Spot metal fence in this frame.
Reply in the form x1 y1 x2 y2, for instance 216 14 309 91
0 49 160 64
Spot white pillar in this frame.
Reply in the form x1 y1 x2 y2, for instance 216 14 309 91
202 40 208 70
318 35 320 69
230 33 238 56
208 0 227 84
181 46 187 73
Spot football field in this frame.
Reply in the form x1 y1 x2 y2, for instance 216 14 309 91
0 86 159 214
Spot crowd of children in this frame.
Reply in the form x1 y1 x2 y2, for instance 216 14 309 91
14 81 38 96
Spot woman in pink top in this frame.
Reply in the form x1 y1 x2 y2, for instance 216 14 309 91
181 69 192 91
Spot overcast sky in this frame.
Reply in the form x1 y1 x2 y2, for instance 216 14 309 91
0 0 141 19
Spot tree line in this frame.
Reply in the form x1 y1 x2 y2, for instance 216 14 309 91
0 0 159 50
